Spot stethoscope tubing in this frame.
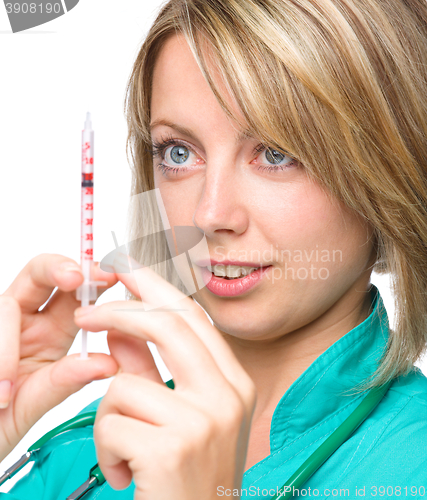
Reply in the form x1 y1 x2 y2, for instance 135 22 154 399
0 411 97 487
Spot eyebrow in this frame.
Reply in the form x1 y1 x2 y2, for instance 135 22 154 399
149 119 255 143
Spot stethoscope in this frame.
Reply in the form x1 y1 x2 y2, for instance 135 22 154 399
0 409 103 500
0 378 393 500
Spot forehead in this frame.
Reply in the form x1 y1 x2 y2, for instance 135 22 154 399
152 35 206 98
150 34 246 131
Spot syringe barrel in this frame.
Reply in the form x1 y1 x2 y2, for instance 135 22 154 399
80 127 94 282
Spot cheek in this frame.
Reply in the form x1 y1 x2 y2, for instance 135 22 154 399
258 183 371 271
155 181 196 226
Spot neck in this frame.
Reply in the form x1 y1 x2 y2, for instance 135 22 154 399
218 284 373 423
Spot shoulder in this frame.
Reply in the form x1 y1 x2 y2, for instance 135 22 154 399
383 366 427 439
363 366 427 453
389 365 427 402
335 367 427 487
373 367 427 460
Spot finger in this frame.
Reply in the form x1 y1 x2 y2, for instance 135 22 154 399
14 353 119 432
79 260 119 300
112 253 252 391
96 373 189 426
107 330 163 384
0 296 20 406
95 414 156 490
39 261 119 339
74 301 225 390
3 254 84 314
112 252 192 311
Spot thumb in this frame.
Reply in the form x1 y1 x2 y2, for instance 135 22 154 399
16 353 119 429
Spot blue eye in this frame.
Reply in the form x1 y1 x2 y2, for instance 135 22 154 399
169 145 190 164
256 146 298 172
151 137 198 175
151 136 299 176
265 148 286 164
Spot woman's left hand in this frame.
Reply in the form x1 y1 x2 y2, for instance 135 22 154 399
73 253 257 500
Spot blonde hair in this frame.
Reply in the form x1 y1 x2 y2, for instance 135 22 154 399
123 0 427 393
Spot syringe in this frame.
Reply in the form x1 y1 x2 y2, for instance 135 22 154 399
76 112 106 359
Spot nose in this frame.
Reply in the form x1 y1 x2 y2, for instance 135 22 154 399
192 158 249 239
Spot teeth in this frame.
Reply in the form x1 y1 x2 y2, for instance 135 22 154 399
212 264 259 278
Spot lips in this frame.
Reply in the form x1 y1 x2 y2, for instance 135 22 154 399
200 265 273 297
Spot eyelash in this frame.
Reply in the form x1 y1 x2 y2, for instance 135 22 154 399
150 134 298 176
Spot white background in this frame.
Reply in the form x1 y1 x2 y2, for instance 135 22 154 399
0 0 425 493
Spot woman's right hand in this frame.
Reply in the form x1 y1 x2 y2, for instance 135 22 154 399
0 253 120 461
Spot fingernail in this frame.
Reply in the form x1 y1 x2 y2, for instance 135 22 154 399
59 263 83 275
74 305 96 317
0 380 12 409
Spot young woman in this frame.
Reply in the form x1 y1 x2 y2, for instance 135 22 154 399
1 0 426 498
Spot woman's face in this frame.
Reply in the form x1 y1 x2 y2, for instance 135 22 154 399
150 34 376 341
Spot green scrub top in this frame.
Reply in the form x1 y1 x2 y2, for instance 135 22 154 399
2 284 426 499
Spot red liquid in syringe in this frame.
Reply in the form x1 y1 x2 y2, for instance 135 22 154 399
81 113 94 282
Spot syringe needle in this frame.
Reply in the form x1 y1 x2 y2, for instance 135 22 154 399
80 259 91 360
81 330 88 359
